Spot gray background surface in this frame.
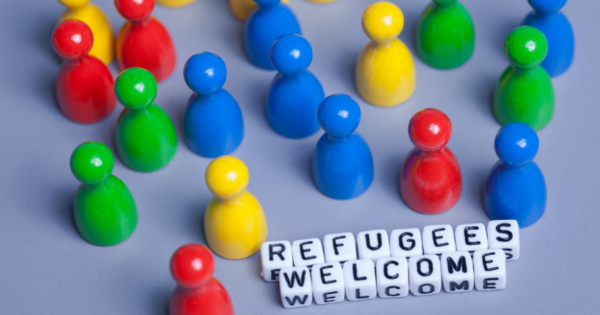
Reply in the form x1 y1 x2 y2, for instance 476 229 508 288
1 0 599 314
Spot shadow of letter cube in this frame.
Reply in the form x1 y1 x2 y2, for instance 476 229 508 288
279 266 313 308
390 228 423 258
474 249 506 291
455 223 488 255
261 241 293 282
311 262 345 305
422 225 456 255
292 238 325 269
343 259 377 301
357 229 390 261
487 220 520 261
376 257 409 298
323 232 357 263
441 251 474 293
408 255 442 296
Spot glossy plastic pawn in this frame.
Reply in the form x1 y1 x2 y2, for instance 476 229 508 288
523 0 574 77
493 26 554 130
267 34 324 138
170 244 234 315
71 142 137 246
312 94 374 199
183 53 244 157
229 0 289 22
484 123 546 227
204 156 268 259
115 68 178 172
156 0 195 8
400 109 462 214
115 0 177 82
52 20 116 123
244 0 301 70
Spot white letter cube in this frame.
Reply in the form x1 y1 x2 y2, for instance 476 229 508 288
311 262 345 305
422 225 456 255
487 220 520 261
343 259 377 301
357 229 391 261
473 249 507 291
279 266 313 308
292 238 325 269
376 257 409 298
323 232 357 263
260 241 293 282
390 228 423 258
441 251 474 293
408 255 442 296
455 223 488 254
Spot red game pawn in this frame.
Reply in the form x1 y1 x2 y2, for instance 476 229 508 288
115 0 177 82
170 244 235 315
52 20 116 123
400 109 462 214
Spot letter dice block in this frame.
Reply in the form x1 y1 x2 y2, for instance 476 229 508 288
292 238 325 269
323 232 357 263
279 266 313 308
422 225 456 255
441 251 474 293
473 249 507 291
487 220 520 261
261 241 293 282
311 262 345 305
357 230 390 261
376 257 409 298
390 228 423 258
455 223 488 254
408 255 442 296
343 259 377 301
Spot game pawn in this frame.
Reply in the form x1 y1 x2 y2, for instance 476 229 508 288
484 123 546 228
312 94 374 199
494 26 554 131
244 0 301 70
204 156 268 260
416 0 475 69
115 0 177 82
156 0 195 8
71 142 138 246
229 0 289 22
523 0 574 77
115 68 178 172
169 244 235 315
57 0 114 65
183 53 244 158
52 20 116 123
400 109 462 214
356 1 416 107
267 34 324 138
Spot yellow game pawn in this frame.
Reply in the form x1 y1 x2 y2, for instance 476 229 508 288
204 156 268 260
156 0 196 8
355 1 416 107
57 0 114 65
229 0 290 22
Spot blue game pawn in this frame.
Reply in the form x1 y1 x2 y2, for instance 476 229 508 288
267 34 324 138
523 0 574 77
312 94 374 200
244 0 301 70
183 53 244 158
483 123 546 227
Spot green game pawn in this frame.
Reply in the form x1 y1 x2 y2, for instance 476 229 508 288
115 68 177 172
416 0 475 69
494 26 555 130
71 142 138 246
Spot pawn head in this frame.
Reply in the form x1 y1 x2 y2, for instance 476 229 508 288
528 0 567 16
115 0 154 22
495 122 539 166
70 142 114 185
170 244 215 289
52 20 93 60
115 68 157 110
206 156 249 199
362 1 404 42
254 0 280 8
409 108 452 152
270 34 312 76
184 53 227 95
318 94 361 138
505 26 548 68
433 0 457 4
58 0 91 9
